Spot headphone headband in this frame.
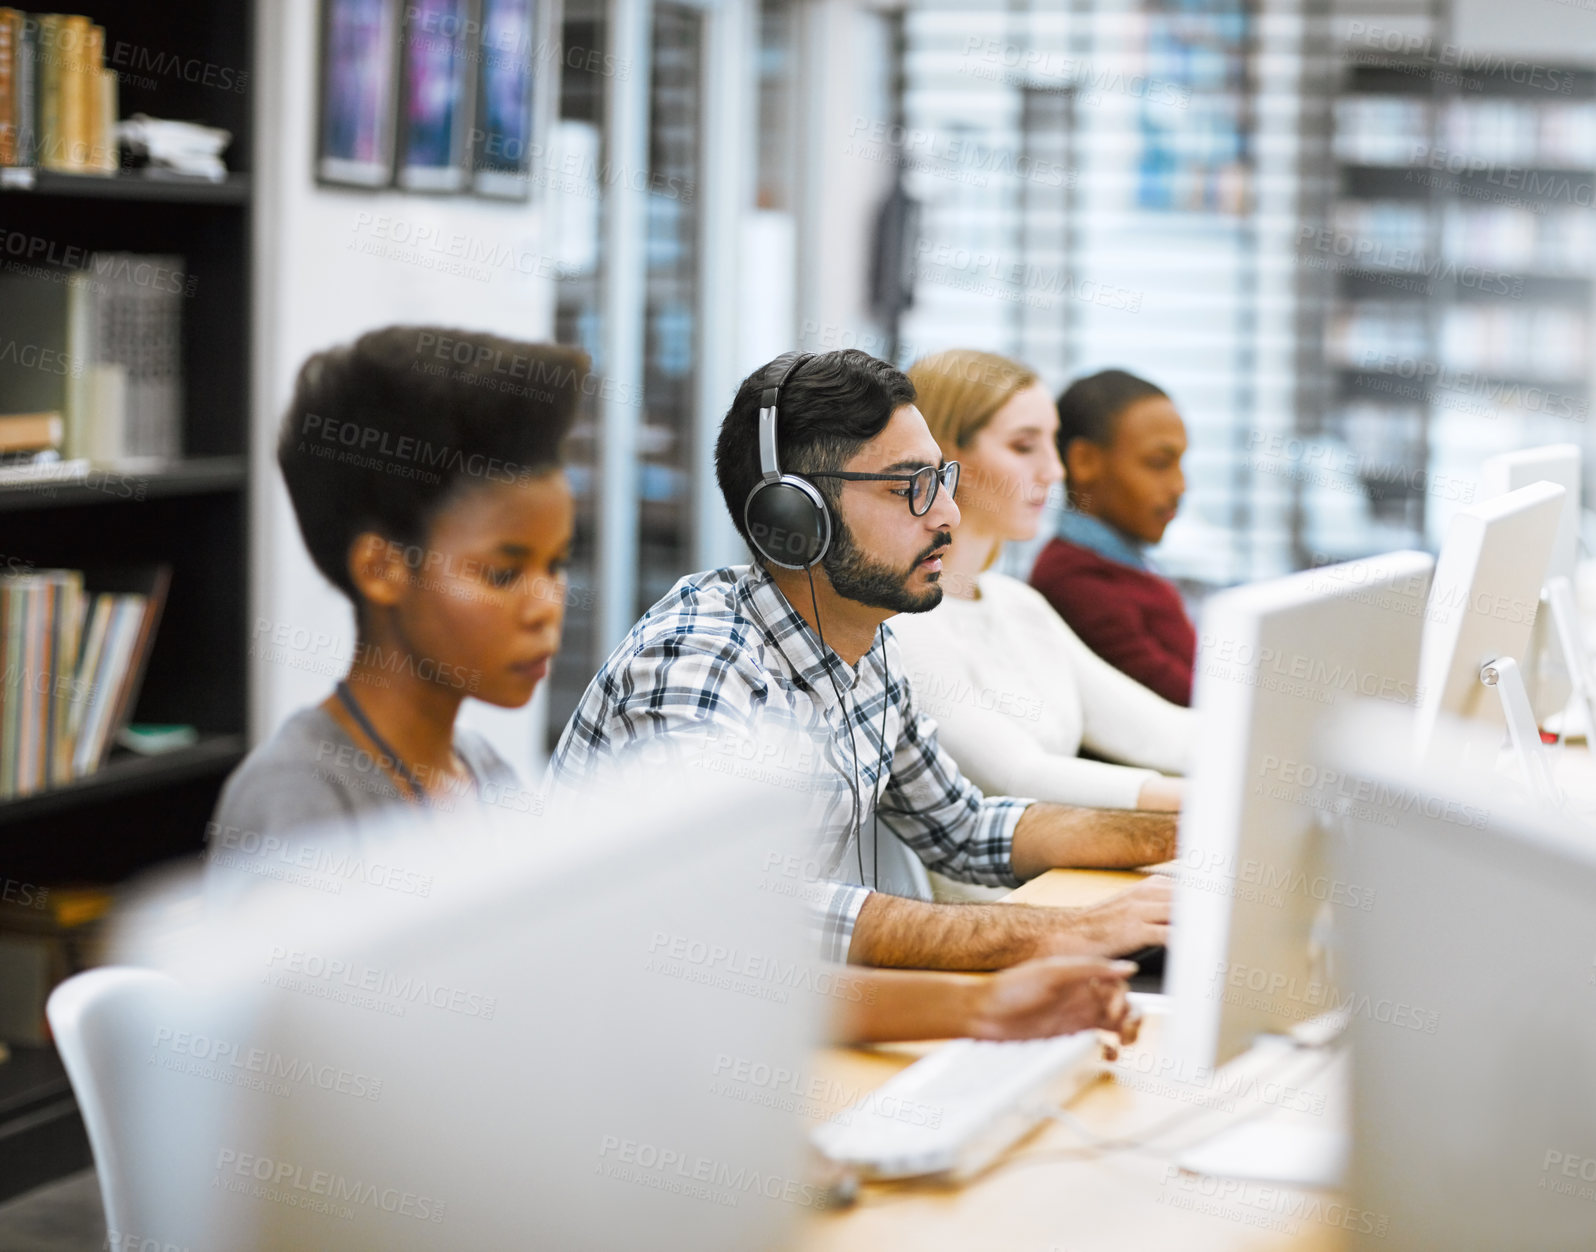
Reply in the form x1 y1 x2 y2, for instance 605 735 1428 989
756 352 815 484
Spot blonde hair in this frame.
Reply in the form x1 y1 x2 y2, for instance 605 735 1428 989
907 349 1040 454
908 350 1042 572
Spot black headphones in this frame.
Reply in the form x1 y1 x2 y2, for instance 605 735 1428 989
743 353 831 570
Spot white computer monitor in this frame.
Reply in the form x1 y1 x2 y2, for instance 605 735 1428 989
1413 481 1566 767
120 773 823 1251
1327 704 1596 1250
1481 444 1582 722
1166 550 1434 1073
1481 444 1581 586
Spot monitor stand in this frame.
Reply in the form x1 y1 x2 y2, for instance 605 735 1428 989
1545 576 1596 745
1173 1028 1349 1190
1175 1121 1347 1190
1481 655 1563 808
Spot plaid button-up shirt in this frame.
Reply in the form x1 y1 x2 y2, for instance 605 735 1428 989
547 564 1031 961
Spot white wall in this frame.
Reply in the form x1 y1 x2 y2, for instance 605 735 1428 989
795 0 896 356
250 0 562 775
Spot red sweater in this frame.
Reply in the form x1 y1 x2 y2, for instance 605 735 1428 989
1029 538 1197 706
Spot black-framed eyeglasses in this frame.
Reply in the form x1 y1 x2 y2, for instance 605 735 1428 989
807 462 960 517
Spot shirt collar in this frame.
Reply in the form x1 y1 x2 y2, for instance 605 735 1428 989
739 564 869 710
1056 508 1150 571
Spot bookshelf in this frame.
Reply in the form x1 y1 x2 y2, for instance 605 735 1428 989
0 0 254 1202
1302 3 1596 564
0 168 251 203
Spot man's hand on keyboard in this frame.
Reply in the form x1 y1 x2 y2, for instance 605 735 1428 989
970 956 1142 1044
1047 875 1172 958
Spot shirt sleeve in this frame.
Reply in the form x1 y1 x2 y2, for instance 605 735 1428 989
876 683 1030 888
922 689 1161 810
1018 584 1196 779
549 632 768 784
809 880 873 964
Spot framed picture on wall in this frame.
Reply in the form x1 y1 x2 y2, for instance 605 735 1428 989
397 0 479 192
473 0 538 199
316 0 402 187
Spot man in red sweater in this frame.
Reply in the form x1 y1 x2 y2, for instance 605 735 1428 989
1030 370 1197 706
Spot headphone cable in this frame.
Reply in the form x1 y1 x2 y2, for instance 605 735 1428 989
807 565 868 888
871 624 889 890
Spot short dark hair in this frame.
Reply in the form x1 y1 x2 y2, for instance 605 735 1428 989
714 349 916 560
278 325 589 602
1055 369 1168 461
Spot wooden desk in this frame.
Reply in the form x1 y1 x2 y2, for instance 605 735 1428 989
799 869 1348 1252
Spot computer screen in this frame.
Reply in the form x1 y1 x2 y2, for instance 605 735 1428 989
1480 444 1582 722
1328 704 1596 1250
1414 481 1566 758
123 772 824 1251
1166 550 1434 1072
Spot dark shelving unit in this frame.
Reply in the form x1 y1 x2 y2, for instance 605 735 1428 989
0 169 251 204
0 455 246 512
0 0 255 1198
0 734 246 831
1304 2 1596 564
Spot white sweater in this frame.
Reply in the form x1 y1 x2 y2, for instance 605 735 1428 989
888 570 1195 810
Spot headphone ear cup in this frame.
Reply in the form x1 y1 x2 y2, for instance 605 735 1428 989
744 478 832 569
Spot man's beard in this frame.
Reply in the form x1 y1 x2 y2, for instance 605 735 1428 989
822 514 950 614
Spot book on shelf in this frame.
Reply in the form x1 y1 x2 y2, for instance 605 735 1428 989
0 255 185 462
0 8 117 172
0 411 60 453
0 564 169 799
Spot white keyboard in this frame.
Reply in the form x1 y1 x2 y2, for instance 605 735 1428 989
812 1032 1104 1181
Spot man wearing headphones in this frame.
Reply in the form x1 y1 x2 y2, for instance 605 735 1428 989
550 350 1172 971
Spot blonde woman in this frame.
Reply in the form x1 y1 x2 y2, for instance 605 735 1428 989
891 350 1192 872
